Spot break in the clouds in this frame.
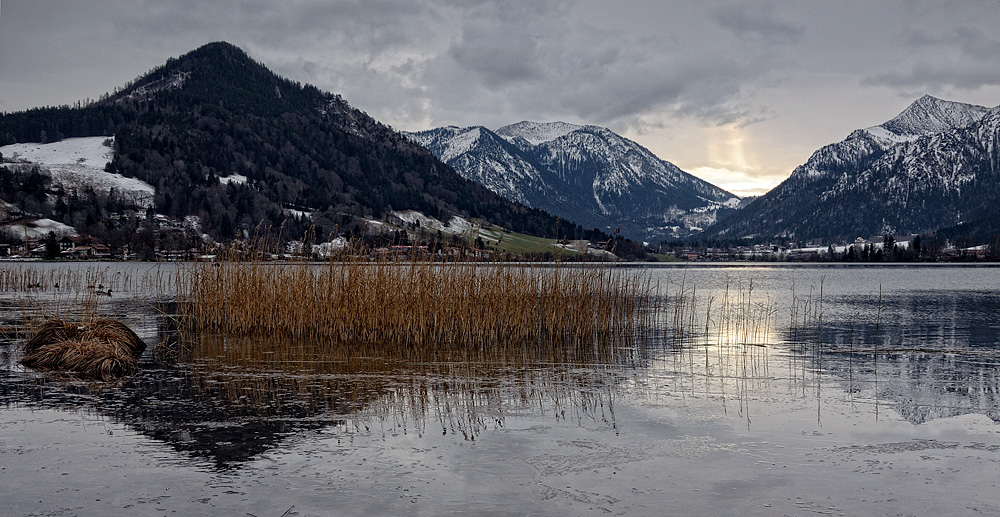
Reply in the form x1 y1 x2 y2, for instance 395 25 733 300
2 0 1000 197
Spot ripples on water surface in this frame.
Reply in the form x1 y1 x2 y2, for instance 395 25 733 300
2 262 1000 515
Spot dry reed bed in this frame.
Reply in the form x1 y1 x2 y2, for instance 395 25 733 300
176 257 656 353
164 264 791 436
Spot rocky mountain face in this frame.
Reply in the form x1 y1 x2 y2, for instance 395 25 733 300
705 95 999 242
408 122 738 242
0 42 600 244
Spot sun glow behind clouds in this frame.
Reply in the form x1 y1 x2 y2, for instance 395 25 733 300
688 167 779 197
709 126 750 171
680 124 785 197
628 120 792 198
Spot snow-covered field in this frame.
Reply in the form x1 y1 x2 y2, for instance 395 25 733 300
1 137 154 207
390 210 478 236
283 208 313 219
554 239 617 259
0 218 76 240
219 173 247 186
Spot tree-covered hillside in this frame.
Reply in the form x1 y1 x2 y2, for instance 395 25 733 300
0 42 599 244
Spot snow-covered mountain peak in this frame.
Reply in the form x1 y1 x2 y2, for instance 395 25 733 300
792 96 993 180
410 120 737 241
405 125 493 163
878 95 989 137
708 95 1000 242
495 121 582 145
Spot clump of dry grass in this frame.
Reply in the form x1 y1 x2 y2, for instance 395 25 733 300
21 319 146 380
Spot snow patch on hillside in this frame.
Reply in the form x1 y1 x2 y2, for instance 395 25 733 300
220 174 247 186
391 210 476 236
3 137 113 168
392 210 446 232
283 208 312 219
125 71 190 100
1 137 154 207
1 218 77 240
863 125 920 145
440 127 481 163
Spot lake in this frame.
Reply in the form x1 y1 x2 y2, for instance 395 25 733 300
2 262 1000 515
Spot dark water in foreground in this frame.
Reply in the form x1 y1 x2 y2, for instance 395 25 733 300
2 263 1000 515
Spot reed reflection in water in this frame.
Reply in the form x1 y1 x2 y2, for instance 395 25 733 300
783 289 1000 424
175 317 652 446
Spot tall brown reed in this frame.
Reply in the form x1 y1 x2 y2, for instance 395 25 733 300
174 250 656 355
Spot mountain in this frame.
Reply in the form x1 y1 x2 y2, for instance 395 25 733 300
705 95 998 242
0 42 600 246
408 122 739 242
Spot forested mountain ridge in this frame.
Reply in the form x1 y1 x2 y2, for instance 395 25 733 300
0 41 599 245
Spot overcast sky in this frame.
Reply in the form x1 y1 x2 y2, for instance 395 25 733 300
3 0 999 196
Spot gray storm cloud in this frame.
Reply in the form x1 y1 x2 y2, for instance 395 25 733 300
2 0 999 194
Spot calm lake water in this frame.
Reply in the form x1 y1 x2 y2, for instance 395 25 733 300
3 262 1000 515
